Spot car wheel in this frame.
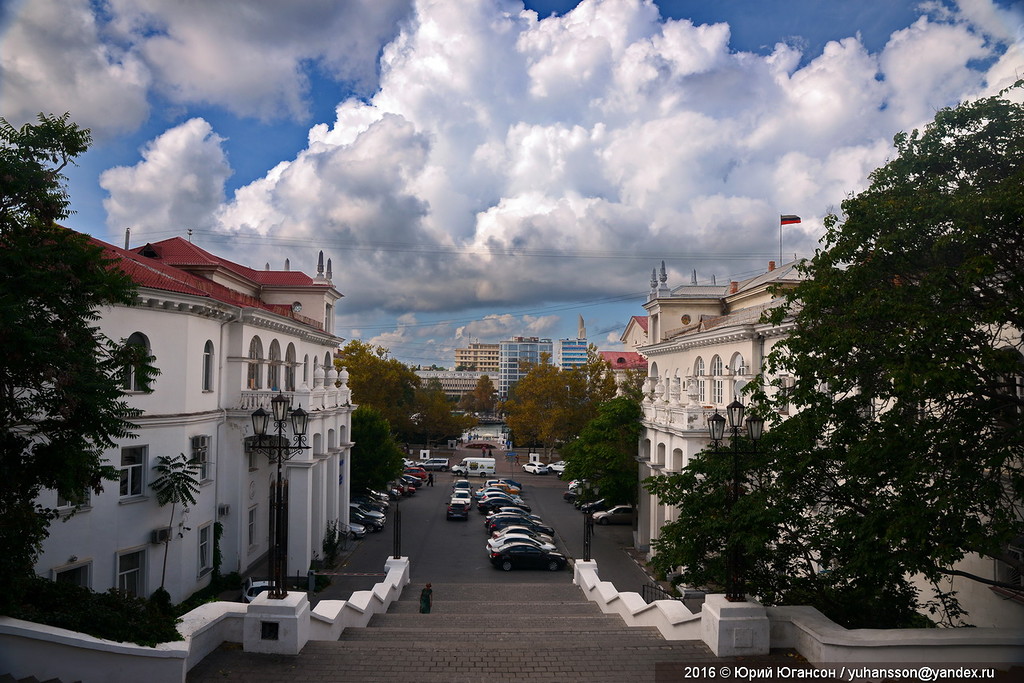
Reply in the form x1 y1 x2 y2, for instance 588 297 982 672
598 518 609 525
501 560 513 571
547 560 560 571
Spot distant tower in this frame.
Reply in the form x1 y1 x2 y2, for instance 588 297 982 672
578 315 586 340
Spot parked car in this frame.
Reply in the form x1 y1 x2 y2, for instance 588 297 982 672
347 521 368 538
450 491 473 508
452 479 472 493
485 507 542 522
593 504 636 525
417 457 450 471
484 479 522 495
522 462 550 475
489 544 567 571
486 516 554 536
403 467 428 482
491 526 555 546
446 500 471 520
350 503 385 521
576 498 609 513
352 496 387 513
487 534 556 553
350 509 384 532
478 497 531 514
548 461 566 477
496 478 523 490
243 577 273 602
563 489 577 503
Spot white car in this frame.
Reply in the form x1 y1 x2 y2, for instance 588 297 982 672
522 462 550 475
487 534 556 553
548 461 566 476
243 578 273 603
491 526 555 545
450 491 473 507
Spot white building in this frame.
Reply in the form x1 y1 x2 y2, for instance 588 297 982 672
636 260 1024 629
415 369 484 401
36 235 354 604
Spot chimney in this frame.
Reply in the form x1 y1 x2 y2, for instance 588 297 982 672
729 281 738 294
768 260 776 271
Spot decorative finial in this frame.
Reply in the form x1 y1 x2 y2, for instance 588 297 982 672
650 268 658 289
317 251 325 277
659 261 668 284
691 269 697 285
326 258 332 281
284 258 290 271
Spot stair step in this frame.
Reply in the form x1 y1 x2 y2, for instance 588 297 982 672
339 628 665 643
367 614 631 630
386 600 601 615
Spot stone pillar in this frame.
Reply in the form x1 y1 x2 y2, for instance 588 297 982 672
243 591 311 655
700 594 770 657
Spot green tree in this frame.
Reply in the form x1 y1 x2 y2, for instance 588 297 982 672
411 379 476 446
646 85 1024 627
459 374 497 415
349 405 405 494
149 453 200 592
0 113 156 612
336 340 420 438
503 354 567 457
562 396 642 505
561 345 618 437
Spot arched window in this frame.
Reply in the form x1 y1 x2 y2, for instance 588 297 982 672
285 344 297 392
710 355 724 405
268 340 281 391
123 332 152 392
694 357 706 404
202 340 215 392
731 353 747 376
247 336 263 390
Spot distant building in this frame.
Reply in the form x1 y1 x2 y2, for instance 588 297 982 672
454 342 500 373
599 350 647 391
416 369 485 401
498 336 553 399
620 315 649 350
556 315 589 370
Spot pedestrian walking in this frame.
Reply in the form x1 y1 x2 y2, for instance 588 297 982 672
419 583 432 613
428 472 434 487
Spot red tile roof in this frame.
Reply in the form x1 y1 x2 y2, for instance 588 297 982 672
630 315 649 332
600 351 648 369
136 237 320 287
82 232 327 330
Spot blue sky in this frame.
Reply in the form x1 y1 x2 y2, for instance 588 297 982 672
2 0 1022 366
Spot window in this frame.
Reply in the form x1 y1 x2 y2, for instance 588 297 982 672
247 336 263 389
248 506 258 547
285 344 297 392
57 488 91 510
198 525 212 576
325 302 334 334
302 354 310 385
55 563 90 588
192 435 211 481
731 353 747 376
695 357 706 403
117 550 144 597
119 446 146 498
123 332 152 392
268 340 281 391
202 340 215 392
710 356 724 405
998 542 1023 588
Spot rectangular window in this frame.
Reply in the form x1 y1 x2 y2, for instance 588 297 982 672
117 550 144 597
248 506 257 547
55 563 90 588
198 525 212 576
712 379 724 405
57 488 91 509
192 435 211 481
119 446 146 498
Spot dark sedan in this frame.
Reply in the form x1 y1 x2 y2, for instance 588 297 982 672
477 497 531 514
489 543 567 571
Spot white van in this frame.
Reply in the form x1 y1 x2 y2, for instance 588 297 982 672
451 457 496 477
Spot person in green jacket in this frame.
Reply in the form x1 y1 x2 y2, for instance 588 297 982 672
419 583 432 613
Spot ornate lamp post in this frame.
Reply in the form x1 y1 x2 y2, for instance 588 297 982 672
251 392 310 599
708 399 764 602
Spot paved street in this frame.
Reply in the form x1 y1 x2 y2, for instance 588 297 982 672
317 452 654 602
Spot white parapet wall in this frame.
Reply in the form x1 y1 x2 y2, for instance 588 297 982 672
573 559 1024 670
0 557 411 683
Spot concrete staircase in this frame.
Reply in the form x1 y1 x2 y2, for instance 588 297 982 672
337 581 675 653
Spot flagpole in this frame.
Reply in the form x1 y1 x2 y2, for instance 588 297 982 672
780 215 801 264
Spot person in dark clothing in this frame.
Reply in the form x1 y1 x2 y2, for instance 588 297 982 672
428 472 434 486
419 583 432 613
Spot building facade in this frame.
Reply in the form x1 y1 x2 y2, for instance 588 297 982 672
36 236 354 604
636 260 1024 628
415 369 485 401
498 337 553 399
454 342 500 373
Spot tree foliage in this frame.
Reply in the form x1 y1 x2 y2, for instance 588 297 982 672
410 379 476 446
646 85 1024 627
459 374 497 414
335 340 420 438
562 396 642 505
503 348 617 456
150 454 201 591
0 114 155 611
349 405 406 494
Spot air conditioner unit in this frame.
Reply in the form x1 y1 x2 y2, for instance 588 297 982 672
218 504 231 517
150 527 171 544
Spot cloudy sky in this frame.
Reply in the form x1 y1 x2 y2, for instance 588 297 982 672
2 0 1022 366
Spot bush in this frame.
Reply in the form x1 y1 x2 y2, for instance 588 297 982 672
8 576 182 646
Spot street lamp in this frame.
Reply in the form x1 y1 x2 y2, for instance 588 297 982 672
708 398 764 602
251 392 310 599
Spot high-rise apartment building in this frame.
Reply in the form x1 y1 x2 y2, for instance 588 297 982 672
498 336 553 399
454 342 500 373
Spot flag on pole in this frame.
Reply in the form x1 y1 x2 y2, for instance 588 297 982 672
780 214 801 225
